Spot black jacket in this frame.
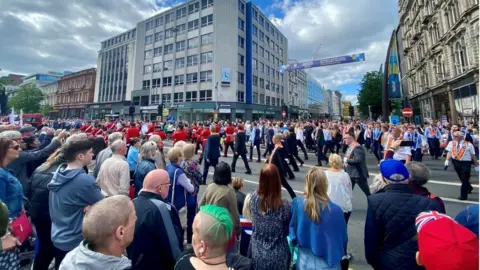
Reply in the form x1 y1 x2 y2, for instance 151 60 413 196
127 191 183 270
287 133 298 155
28 162 61 220
345 145 369 180
235 190 246 215
204 134 221 160
8 139 61 197
365 184 442 270
234 131 247 155
269 146 288 179
316 128 325 146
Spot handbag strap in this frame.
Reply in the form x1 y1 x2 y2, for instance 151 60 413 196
171 169 178 204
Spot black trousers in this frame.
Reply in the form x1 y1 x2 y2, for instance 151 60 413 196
342 143 349 154
323 141 335 156
288 154 300 171
280 175 297 199
351 177 371 197
372 141 383 162
32 217 54 270
412 148 422 162
54 247 70 270
296 140 308 159
231 153 251 171
224 142 234 156
317 144 327 164
250 141 261 161
202 158 218 184
452 160 473 199
194 141 203 154
427 138 441 158
263 143 274 157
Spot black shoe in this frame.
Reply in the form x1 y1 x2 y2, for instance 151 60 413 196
300 162 304 167
304 157 308 160
340 258 349 270
468 187 473 194
231 168 236 173
293 169 299 172
256 160 261 163
245 170 252 174
289 176 295 180
457 196 467 201
316 163 322 167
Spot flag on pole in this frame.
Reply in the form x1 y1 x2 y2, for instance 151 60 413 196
9 108 14 125
19 109 23 127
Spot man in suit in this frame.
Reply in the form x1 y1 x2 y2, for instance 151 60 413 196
231 124 251 174
269 134 296 199
262 123 275 158
344 131 371 198
315 122 327 166
249 122 261 162
202 125 221 184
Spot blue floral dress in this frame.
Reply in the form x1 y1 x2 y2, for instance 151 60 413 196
248 190 292 270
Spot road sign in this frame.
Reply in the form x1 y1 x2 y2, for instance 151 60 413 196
282 110 286 118
389 115 400 125
402 108 413 117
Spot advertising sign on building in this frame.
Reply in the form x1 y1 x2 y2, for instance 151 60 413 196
221 68 231 85
386 33 402 99
280 53 365 72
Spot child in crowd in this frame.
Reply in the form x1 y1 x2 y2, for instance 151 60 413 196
232 177 246 215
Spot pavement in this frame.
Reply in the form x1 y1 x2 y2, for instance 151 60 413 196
164 140 478 270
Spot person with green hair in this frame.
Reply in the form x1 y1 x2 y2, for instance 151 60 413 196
174 205 251 270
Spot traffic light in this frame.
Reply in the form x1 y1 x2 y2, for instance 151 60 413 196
157 103 164 115
129 106 135 116
349 106 354 117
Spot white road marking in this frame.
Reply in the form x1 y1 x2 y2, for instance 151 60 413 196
164 145 479 188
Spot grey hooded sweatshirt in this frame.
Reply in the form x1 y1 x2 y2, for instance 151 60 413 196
48 164 104 251
60 240 131 270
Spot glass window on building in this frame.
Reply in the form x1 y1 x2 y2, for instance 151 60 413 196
238 36 244 48
238 72 244 84
144 65 152 74
188 37 200 49
253 75 258 86
201 14 213 27
238 54 244 66
155 32 163 42
176 40 186 52
145 50 153 59
152 78 161 88
164 44 173 54
186 91 198 102
201 0 213 9
162 93 172 104
140 95 149 106
187 55 199 66
199 90 212 101
259 78 264 88
266 96 270 105
177 7 187 19
238 18 245 31
200 70 213 82
146 21 155 30
165 12 174 23
189 2 200 14
177 24 186 34
188 19 199 31
174 75 185 85
237 91 245 102
238 0 245 13
155 17 164 27
164 60 173 70
154 47 162 57
151 94 160 104
142 80 150 89
175 58 185 69
187 73 198 84
153 63 162 73
132 96 140 105
145 35 153 45
174 92 184 102
200 51 213 63
201 33 213 45
163 77 172 86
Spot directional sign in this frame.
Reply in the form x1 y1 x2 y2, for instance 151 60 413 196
280 53 366 72
402 108 413 117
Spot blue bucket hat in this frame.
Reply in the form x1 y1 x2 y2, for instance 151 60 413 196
380 159 409 182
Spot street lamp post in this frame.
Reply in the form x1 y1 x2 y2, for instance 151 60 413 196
214 82 219 121
368 105 372 119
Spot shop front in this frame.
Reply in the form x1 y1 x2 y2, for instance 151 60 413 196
87 102 128 120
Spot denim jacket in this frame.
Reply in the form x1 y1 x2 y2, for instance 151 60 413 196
0 167 24 218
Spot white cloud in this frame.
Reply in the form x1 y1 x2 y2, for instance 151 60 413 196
343 95 358 105
270 0 397 90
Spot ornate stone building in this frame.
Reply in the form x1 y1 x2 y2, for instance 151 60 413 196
399 0 478 123
55 68 96 119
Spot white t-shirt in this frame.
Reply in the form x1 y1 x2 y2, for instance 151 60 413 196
445 140 475 161
325 170 353 212
393 146 412 161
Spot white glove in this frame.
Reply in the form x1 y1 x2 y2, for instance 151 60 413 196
444 160 449 167
475 166 479 173
343 157 348 164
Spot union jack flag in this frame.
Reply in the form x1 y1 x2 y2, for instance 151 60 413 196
415 211 453 233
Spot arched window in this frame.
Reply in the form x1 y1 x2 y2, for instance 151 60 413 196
474 24 479 64
454 39 467 74
433 58 439 82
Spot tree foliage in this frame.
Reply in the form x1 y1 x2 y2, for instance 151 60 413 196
42 104 54 116
8 83 44 113
357 71 383 117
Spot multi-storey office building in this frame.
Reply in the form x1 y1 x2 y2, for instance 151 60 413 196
287 67 309 118
307 74 324 118
399 0 478 123
90 28 137 118
94 0 288 121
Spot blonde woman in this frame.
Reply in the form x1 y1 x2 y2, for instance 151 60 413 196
289 167 347 270
325 154 353 222
181 143 202 244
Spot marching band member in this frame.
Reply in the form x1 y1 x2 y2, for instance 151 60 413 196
445 131 479 200
426 122 442 159
223 121 235 157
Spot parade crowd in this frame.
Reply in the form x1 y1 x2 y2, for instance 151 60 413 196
0 116 478 270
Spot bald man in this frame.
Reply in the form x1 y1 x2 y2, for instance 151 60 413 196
60 195 135 270
127 169 183 269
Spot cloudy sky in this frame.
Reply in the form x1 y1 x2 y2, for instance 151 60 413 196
0 0 399 104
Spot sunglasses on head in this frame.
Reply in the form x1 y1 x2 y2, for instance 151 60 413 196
9 145 20 150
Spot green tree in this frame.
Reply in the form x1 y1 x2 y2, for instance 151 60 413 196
41 104 54 115
8 83 44 113
357 71 383 117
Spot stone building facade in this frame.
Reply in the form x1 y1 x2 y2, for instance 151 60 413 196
399 0 478 123
55 68 96 119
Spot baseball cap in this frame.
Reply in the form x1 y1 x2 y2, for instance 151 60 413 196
19 126 36 135
416 211 479 270
379 159 409 182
